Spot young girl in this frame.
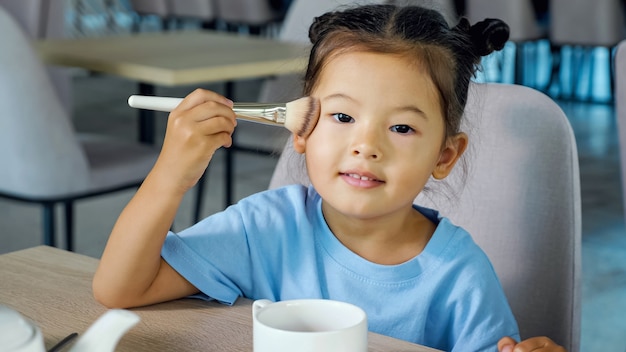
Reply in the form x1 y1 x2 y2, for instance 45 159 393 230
93 4 564 352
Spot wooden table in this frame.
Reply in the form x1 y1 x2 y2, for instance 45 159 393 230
35 30 310 208
35 30 308 86
0 246 440 351
35 29 309 142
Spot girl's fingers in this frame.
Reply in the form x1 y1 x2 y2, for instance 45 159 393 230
174 88 234 113
166 90 237 141
185 100 237 125
500 336 566 352
168 92 237 133
196 114 237 137
498 337 517 351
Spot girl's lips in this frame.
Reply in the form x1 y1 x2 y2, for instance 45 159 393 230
340 172 384 188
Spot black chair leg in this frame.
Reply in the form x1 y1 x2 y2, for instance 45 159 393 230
224 80 235 209
571 46 584 100
42 203 56 247
610 46 616 102
547 44 562 97
64 201 74 252
225 146 234 208
194 174 207 223
514 42 524 85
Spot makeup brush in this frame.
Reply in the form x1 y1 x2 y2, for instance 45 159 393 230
128 95 320 138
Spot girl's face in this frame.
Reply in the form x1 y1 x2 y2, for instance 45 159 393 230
293 51 467 222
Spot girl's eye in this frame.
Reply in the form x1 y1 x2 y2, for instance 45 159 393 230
390 125 414 134
331 113 354 123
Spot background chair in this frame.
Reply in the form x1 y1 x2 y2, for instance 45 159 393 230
269 83 582 352
614 40 626 222
0 0 72 113
128 0 172 31
169 0 217 29
0 6 160 251
213 0 284 35
548 0 625 101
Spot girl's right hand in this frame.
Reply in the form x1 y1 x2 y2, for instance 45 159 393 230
152 89 237 193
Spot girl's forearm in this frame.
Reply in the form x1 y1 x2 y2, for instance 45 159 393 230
93 167 186 307
92 89 236 307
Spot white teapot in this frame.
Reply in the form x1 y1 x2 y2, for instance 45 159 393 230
0 305 139 352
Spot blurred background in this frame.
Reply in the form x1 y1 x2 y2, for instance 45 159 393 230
0 0 625 350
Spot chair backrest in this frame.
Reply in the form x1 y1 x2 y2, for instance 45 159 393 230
614 40 626 222
0 0 43 37
0 6 89 199
129 0 171 17
465 0 543 42
214 0 282 26
269 83 582 352
0 0 65 38
170 0 216 20
0 0 72 113
550 0 625 47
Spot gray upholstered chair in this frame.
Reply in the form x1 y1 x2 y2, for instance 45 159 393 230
214 0 283 35
169 0 217 29
128 0 172 31
269 83 582 352
548 0 625 101
0 0 72 113
0 6 160 251
614 40 626 222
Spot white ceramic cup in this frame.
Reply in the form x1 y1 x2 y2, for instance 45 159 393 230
252 299 368 352
0 305 45 352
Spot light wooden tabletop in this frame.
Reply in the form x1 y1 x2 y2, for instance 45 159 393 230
0 246 440 351
35 30 310 86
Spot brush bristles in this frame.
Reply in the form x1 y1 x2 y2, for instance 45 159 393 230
284 96 321 137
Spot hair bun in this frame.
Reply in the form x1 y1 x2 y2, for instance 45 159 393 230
469 18 510 57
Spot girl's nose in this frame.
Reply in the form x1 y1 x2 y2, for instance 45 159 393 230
351 126 383 160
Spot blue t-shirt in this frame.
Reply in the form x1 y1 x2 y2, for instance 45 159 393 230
162 185 519 351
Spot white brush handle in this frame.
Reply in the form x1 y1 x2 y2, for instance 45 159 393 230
127 95 287 126
128 95 182 112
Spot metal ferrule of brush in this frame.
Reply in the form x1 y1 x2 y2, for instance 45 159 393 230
233 103 286 126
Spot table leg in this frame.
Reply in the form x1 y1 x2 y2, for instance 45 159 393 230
221 82 275 208
225 81 235 207
138 82 156 144
42 203 56 247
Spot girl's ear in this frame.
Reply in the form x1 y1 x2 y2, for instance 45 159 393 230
293 133 307 154
432 133 468 179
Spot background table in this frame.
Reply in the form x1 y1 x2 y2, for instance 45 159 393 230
35 30 308 86
0 246 440 351
35 30 309 143
35 30 310 208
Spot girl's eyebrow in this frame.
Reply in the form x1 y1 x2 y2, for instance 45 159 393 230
322 93 358 103
322 93 429 120
394 105 428 120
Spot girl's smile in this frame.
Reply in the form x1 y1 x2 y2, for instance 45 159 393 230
339 170 385 189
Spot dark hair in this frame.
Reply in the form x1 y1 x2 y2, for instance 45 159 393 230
303 4 509 139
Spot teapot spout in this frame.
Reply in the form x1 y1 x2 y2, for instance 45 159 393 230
69 309 140 352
